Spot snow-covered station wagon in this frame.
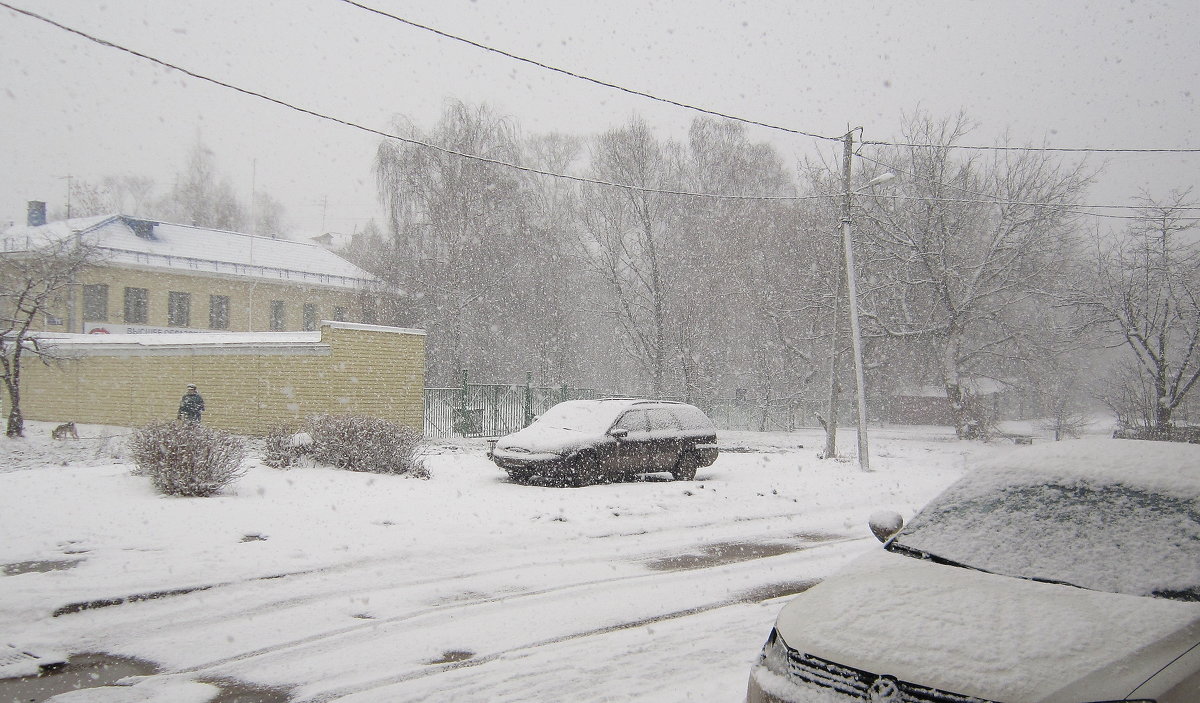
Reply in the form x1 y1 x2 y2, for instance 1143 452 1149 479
489 398 719 486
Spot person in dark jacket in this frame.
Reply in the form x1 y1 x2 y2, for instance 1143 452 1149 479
178 383 205 423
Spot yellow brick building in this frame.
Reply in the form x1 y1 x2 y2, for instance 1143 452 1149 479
4 209 381 335
4 207 427 435
20 322 426 434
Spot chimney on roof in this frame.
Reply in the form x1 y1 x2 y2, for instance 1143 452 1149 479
123 216 157 240
27 201 46 227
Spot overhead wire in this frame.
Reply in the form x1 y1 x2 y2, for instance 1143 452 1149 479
854 151 1200 221
338 0 1200 156
0 1 814 202
2 2 1193 219
859 138 1200 155
333 0 842 144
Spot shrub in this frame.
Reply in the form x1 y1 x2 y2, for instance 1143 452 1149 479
129 421 246 497
262 424 314 468
304 414 427 476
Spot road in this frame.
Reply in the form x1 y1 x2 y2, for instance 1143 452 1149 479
0 429 968 702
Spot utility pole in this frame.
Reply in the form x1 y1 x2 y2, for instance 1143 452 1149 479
823 217 844 459
841 130 871 471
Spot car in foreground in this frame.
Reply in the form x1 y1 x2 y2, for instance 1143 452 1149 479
747 438 1200 703
488 398 718 486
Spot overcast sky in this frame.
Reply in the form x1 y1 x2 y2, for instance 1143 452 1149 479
1 0 1196 236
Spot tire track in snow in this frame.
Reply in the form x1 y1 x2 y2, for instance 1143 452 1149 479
169 535 863 690
52 508 828 633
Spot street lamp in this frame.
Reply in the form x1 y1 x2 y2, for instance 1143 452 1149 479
840 130 895 471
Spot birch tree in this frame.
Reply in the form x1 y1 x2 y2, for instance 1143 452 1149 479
575 117 682 397
374 100 575 384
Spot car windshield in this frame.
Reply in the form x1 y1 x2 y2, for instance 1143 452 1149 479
532 402 624 433
889 479 1200 601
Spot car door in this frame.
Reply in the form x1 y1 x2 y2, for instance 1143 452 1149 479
609 409 651 474
646 407 683 471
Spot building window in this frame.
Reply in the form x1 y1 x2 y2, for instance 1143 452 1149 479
168 291 191 327
124 287 148 324
333 306 347 322
82 284 108 321
270 300 286 331
303 303 317 331
210 295 230 330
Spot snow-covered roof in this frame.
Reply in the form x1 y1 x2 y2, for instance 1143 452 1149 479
30 321 424 356
1 215 378 291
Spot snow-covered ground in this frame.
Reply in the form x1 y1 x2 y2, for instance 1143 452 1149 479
0 421 1065 702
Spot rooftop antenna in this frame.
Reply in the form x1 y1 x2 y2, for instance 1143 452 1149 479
249 159 257 235
57 174 73 218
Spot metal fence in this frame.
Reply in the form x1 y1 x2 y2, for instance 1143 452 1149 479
422 372 824 438
424 371 602 438
706 398 824 433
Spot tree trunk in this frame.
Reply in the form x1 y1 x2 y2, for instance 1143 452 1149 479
5 381 22 438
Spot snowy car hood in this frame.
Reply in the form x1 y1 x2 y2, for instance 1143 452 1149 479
774 549 1200 702
493 423 603 455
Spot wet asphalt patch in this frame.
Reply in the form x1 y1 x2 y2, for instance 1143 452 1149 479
427 650 476 665
0 652 155 702
644 532 844 571
1 559 82 576
0 652 293 703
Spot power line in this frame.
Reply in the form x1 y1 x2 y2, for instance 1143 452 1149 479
856 152 1172 211
334 0 841 144
860 139 1200 154
0 2 811 202
855 152 1200 221
338 1 1199 156
4 2 1193 218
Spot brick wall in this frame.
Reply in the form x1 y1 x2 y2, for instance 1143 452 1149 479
42 265 370 334
17 322 425 435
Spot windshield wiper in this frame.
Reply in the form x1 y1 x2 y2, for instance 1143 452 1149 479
887 541 992 574
1024 575 1086 589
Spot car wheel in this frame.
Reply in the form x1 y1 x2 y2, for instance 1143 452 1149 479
672 453 698 481
550 454 591 488
505 469 534 484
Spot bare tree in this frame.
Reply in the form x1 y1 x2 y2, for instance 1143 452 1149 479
373 100 571 384
857 113 1091 439
162 136 246 231
50 175 157 220
677 119 801 410
1066 189 1200 430
0 232 101 437
251 190 288 238
575 117 683 397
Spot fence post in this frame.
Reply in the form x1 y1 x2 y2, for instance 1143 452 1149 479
524 371 533 427
493 384 501 436
561 383 568 403
459 368 469 436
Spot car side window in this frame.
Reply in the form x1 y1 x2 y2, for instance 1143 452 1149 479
647 408 680 432
612 410 649 433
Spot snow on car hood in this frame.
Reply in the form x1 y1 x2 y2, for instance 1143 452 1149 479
774 549 1200 702
493 423 603 455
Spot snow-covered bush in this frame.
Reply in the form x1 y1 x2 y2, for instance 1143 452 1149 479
129 421 246 497
262 425 315 468
304 414 427 477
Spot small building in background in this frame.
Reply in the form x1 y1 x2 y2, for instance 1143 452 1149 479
883 377 1013 426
